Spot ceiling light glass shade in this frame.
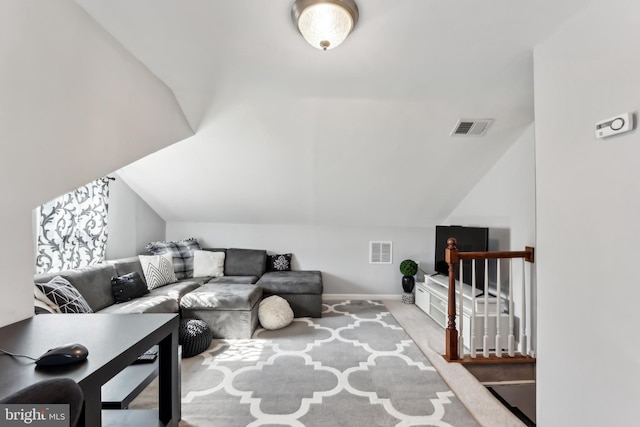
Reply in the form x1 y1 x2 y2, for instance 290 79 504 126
291 0 359 51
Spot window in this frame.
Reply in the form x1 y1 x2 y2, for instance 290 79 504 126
35 178 111 274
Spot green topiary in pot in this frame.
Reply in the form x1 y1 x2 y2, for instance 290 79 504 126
399 259 418 292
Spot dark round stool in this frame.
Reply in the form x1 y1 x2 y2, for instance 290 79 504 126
179 318 212 358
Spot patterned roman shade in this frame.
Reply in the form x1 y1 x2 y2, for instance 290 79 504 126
35 178 111 274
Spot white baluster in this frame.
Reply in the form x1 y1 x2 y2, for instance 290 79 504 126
520 259 528 356
470 260 476 358
508 259 515 357
483 259 489 358
458 260 464 358
495 259 502 357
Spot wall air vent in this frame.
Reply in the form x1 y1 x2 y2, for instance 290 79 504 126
450 119 493 136
369 241 392 264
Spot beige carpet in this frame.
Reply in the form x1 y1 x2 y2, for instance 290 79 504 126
384 299 526 427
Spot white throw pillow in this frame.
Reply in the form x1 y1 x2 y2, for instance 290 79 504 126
258 295 294 330
139 254 178 290
192 250 225 278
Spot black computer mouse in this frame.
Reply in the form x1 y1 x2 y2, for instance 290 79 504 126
35 343 89 367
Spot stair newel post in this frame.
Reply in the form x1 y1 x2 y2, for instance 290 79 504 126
445 238 459 361
521 258 528 357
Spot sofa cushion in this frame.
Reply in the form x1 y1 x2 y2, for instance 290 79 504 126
35 276 93 314
108 257 147 285
257 271 323 295
208 276 259 285
139 254 177 290
148 279 204 302
266 253 292 272
111 272 149 303
193 250 225 278
146 238 201 279
180 283 262 311
35 263 117 312
225 248 266 277
97 294 178 314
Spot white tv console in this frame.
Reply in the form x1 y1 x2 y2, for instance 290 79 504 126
415 274 511 351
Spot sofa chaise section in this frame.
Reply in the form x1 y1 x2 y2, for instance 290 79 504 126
257 271 323 318
180 283 263 339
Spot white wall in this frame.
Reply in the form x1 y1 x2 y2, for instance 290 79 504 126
164 130 537 298
534 0 640 424
444 125 537 351
167 222 434 296
106 173 166 259
445 125 536 251
0 0 192 327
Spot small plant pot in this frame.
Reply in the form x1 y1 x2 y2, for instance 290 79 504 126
401 275 415 293
402 292 415 304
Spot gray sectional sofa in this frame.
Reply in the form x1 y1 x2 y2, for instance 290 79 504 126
34 248 323 339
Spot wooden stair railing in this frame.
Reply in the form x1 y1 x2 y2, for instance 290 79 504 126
445 237 535 362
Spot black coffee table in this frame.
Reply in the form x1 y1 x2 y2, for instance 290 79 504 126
0 313 179 427
102 353 158 409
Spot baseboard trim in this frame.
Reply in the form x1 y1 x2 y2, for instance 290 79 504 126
322 294 402 301
481 380 536 386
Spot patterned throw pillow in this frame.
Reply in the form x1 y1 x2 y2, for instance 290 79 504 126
34 276 93 314
266 253 292 272
146 238 201 279
139 254 178 290
34 299 56 315
34 285 60 314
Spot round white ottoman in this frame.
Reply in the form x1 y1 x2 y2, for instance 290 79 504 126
258 295 294 330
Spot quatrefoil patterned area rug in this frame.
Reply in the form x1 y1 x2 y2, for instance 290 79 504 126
137 300 480 426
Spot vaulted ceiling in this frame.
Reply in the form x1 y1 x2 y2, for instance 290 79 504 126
76 0 590 227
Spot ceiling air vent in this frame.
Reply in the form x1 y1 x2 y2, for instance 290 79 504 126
369 241 392 264
450 119 493 136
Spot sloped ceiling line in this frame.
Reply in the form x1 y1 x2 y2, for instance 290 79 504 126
76 0 589 226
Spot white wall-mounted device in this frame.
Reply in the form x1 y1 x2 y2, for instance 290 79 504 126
595 112 634 139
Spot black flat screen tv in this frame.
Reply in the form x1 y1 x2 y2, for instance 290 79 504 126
434 225 489 293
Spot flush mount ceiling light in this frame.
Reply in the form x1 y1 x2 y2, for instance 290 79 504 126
291 0 359 51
